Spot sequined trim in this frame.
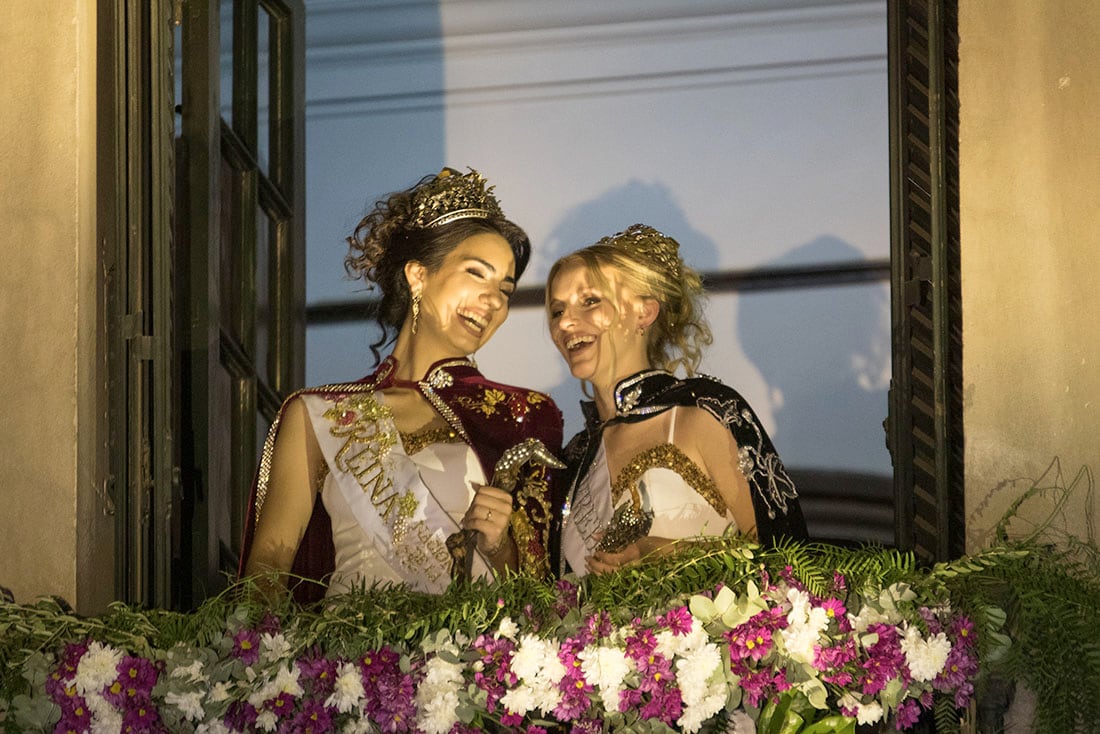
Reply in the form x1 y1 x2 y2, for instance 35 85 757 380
399 426 463 455
610 443 728 518
697 396 798 519
254 380 381 523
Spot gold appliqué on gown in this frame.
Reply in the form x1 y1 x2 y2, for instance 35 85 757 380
610 443 727 518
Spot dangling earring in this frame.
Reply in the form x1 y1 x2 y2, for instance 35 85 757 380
636 325 646 337
410 288 422 335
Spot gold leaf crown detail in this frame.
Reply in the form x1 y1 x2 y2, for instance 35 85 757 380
410 167 505 229
596 223 682 279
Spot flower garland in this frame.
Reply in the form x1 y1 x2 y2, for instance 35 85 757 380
1 540 987 734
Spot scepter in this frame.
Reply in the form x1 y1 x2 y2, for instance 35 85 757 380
445 438 565 583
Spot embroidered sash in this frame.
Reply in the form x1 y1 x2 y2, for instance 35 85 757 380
302 388 469 592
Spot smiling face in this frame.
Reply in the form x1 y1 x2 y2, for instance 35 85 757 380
546 258 654 388
409 232 517 359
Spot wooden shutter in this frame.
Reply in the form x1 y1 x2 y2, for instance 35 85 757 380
887 0 964 564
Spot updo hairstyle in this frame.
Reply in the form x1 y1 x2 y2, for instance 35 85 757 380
345 169 531 362
548 224 712 376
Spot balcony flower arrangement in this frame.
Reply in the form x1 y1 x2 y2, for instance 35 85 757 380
1 462 1097 733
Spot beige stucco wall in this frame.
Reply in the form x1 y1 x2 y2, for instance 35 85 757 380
960 1 1100 550
0 0 112 612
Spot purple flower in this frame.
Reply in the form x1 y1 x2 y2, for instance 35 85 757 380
739 668 790 708
894 698 921 730
553 578 579 616
289 699 334 733
859 623 907 696
267 691 297 719
472 633 518 711
232 628 261 665
359 647 417 733
657 605 694 635
297 653 338 697
224 700 259 732
120 697 162 733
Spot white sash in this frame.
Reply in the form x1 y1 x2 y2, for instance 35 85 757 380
302 390 464 591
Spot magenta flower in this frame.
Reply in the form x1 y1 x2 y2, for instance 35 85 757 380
232 628 261 665
472 633 518 711
739 668 791 708
359 647 417 733
859 623 907 696
894 698 922 729
120 697 163 733
657 605 694 635
289 698 334 733
224 700 259 731
297 653 338 698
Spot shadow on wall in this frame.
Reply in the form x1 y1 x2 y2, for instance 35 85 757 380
737 235 893 545
540 179 720 434
542 186 895 545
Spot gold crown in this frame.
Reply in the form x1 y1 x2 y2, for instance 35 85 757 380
596 223 682 279
410 167 504 229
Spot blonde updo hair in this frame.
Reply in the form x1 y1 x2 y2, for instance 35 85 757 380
547 224 712 375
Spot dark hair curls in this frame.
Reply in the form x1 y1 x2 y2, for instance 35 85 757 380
345 173 531 363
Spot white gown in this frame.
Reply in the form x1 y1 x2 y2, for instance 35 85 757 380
560 408 735 576
302 392 494 596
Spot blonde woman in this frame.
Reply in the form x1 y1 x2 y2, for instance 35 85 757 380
546 224 806 577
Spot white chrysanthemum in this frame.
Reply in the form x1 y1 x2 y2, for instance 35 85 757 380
901 627 952 682
341 715 375 734
255 709 278 732
326 661 366 714
579 644 631 712
680 617 709 653
170 658 208 684
856 700 884 725
209 681 233 703
506 634 566 714
500 685 537 716
74 641 123 697
247 662 303 708
165 690 206 722
88 699 122 734
260 632 292 663
511 635 564 683
415 656 464 734
195 720 233 734
496 616 519 640
675 643 727 733
781 592 830 665
676 643 722 701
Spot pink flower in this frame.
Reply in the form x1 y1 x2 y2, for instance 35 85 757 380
657 605 693 635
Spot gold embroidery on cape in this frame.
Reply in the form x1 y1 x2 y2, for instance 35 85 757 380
456 387 507 417
399 426 462 456
611 443 727 518
526 392 547 406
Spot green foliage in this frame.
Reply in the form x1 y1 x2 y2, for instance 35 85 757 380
2 462 1099 733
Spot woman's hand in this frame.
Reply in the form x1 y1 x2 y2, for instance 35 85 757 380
462 484 516 568
585 535 671 575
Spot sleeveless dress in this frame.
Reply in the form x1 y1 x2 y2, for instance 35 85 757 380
560 408 735 576
551 369 806 578
310 392 495 595
239 356 563 602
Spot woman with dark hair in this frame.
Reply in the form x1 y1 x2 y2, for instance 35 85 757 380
545 224 806 577
241 168 562 601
